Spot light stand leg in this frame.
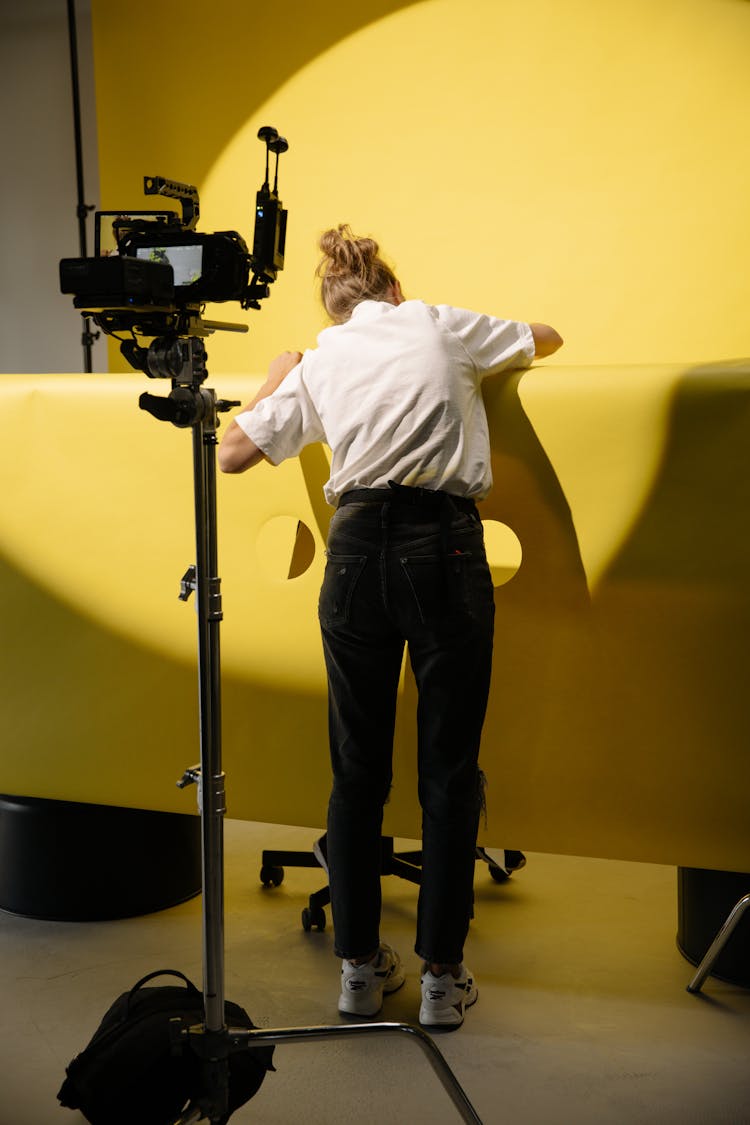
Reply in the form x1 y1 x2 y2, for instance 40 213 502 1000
686 893 750 993
223 1022 484 1125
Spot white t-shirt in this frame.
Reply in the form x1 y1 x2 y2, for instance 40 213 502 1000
237 299 535 506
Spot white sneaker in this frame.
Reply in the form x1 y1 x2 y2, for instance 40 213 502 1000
338 943 406 1017
312 835 329 874
419 965 478 1029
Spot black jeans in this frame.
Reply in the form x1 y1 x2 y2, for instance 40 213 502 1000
318 487 495 963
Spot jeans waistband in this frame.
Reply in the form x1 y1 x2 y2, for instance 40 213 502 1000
338 482 478 516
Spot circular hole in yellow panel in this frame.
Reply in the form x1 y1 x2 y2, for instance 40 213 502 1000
482 519 522 587
256 516 316 581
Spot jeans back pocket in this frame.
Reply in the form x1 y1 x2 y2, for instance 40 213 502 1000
318 553 367 627
399 552 472 626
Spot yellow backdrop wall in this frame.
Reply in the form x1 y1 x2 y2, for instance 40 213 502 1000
91 0 750 368
3 0 749 871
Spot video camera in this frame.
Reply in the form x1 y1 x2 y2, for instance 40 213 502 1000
60 126 289 377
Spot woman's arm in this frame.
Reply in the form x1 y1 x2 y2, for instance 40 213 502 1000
218 350 302 473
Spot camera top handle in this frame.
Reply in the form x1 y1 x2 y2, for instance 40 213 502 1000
143 175 200 231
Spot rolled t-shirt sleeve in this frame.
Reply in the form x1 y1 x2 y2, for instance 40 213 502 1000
436 306 536 377
234 363 325 465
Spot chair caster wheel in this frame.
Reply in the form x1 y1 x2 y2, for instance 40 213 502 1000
477 847 527 883
260 864 284 888
302 905 326 932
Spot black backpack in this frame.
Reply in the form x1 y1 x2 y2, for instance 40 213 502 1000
57 970 275 1125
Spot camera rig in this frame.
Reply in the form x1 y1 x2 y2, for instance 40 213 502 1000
60 125 289 392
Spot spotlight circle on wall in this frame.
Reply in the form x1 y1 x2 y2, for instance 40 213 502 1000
199 0 750 372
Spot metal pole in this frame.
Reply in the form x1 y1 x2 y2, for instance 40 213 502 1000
192 405 226 1034
65 0 96 372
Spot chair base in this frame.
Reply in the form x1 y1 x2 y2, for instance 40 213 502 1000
260 835 525 933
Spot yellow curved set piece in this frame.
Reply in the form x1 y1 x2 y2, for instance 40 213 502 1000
2 362 749 870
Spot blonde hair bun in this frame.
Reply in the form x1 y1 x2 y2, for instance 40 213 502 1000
316 224 398 323
318 225 380 280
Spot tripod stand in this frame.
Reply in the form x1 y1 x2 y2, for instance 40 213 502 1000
139 337 484 1124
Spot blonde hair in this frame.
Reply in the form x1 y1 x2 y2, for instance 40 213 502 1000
316 224 399 324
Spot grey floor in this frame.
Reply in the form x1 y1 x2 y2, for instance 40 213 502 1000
1 819 749 1125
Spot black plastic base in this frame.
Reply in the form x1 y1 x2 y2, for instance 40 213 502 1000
677 866 750 988
0 794 202 921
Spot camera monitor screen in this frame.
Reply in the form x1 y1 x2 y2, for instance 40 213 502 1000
95 211 176 257
135 244 204 287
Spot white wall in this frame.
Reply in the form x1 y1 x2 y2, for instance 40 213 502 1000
0 0 107 373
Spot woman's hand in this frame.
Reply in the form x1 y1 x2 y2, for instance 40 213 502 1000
267 349 303 388
217 349 303 474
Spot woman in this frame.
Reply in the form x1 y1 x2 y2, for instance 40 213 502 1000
219 225 563 1029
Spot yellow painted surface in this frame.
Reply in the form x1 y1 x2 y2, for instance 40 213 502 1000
91 0 750 370
2 364 750 870
22 0 748 866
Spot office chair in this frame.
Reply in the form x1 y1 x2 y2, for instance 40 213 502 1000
260 836 526 931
